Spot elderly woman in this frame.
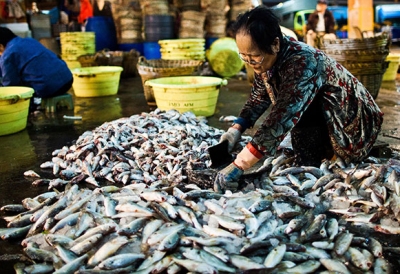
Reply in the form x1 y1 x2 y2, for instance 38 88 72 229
214 6 383 192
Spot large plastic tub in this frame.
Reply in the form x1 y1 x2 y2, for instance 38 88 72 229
145 76 227 117
0 87 34 136
137 57 203 106
383 53 400 81
158 38 205 60
158 38 205 49
71 66 123 97
60 32 95 69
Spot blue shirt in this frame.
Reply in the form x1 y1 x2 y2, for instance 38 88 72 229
0 37 73 97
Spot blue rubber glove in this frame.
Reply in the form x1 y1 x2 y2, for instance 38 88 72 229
213 163 243 193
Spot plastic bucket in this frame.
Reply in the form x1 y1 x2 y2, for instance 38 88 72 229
85 16 118 51
71 66 123 97
145 76 227 117
60 32 95 69
206 37 244 78
158 38 205 49
161 51 205 60
0 87 34 136
137 57 203 105
158 38 205 60
143 42 161 59
383 53 400 81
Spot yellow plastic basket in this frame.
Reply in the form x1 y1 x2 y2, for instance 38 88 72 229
383 53 400 81
60 32 96 69
71 66 123 97
0 87 34 136
145 76 227 117
158 38 205 49
137 57 203 105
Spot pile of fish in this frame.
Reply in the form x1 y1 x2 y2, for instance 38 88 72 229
28 108 241 189
0 109 399 273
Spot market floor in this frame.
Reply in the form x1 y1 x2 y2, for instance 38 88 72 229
0 65 400 271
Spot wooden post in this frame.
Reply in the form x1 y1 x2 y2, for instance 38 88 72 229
347 0 374 38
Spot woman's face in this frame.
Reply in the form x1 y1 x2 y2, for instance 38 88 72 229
236 32 278 75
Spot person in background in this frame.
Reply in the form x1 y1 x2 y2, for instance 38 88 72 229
92 0 112 17
78 0 93 25
213 6 383 192
0 27 73 111
306 0 336 48
62 0 80 23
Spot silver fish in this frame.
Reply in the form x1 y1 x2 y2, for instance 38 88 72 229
117 217 149 236
141 219 164 245
24 246 60 264
0 224 32 240
199 249 236 273
147 223 185 246
334 232 354 256
285 260 322 273
1 204 26 213
320 258 351 274
172 257 217 274
23 263 54 274
346 247 372 271
264 244 286 268
53 254 88 274
97 253 145 270
87 235 129 267
24 170 41 178
69 233 103 255
50 212 80 234
230 254 266 270
158 230 181 251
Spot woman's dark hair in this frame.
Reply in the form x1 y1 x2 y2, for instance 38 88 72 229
232 6 283 54
0 27 17 47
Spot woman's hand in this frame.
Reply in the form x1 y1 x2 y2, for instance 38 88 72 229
220 126 241 152
213 163 243 193
214 141 264 193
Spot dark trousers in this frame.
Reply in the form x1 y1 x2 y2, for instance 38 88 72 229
42 78 74 98
30 78 73 111
291 95 333 166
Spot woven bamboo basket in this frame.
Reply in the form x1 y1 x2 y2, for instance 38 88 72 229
320 33 390 51
137 56 203 105
356 73 384 99
324 47 390 63
122 50 141 77
342 61 389 99
95 51 124 67
78 49 140 78
77 54 97 67
341 61 389 75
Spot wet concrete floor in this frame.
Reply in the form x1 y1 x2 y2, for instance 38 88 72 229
1 67 400 271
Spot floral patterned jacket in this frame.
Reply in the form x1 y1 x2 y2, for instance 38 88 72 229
235 36 384 164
